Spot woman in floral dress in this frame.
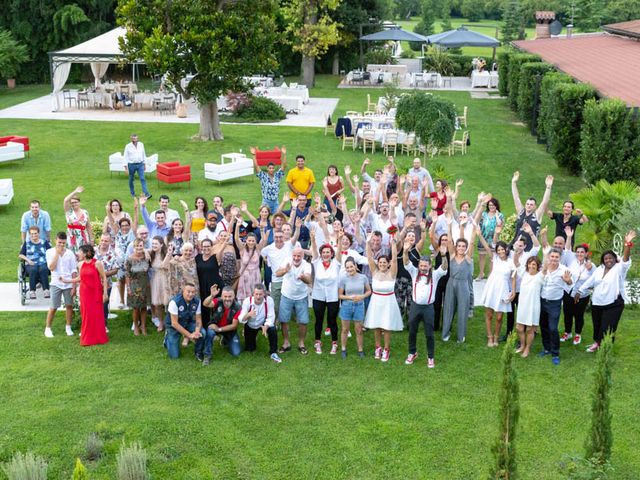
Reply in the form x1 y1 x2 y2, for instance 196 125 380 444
125 238 151 335
63 186 93 253
164 241 198 298
234 215 267 301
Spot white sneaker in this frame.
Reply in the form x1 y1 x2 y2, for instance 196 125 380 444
44 327 54 338
131 322 135 331
151 317 161 328
347 331 352 338
65 326 74 336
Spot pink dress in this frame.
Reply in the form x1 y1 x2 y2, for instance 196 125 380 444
236 248 261 301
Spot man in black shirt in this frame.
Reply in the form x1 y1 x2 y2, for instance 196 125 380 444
510 171 554 251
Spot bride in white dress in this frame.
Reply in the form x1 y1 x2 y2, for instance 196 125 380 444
364 233 403 362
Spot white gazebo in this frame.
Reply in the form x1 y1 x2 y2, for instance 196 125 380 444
47 27 143 111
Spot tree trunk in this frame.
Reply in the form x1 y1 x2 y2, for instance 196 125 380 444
301 55 315 88
197 101 224 141
332 51 339 75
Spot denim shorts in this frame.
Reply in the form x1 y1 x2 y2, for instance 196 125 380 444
279 295 310 325
339 299 365 322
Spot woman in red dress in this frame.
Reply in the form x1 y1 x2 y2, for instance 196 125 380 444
74 244 110 346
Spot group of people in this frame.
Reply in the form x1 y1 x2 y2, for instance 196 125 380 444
18 135 635 366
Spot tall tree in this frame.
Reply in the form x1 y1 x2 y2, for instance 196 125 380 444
283 0 341 87
117 0 278 141
501 0 522 42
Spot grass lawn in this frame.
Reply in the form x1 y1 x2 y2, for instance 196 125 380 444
1 74 638 478
1 310 639 479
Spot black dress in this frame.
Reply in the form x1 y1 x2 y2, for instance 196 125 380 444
195 254 222 327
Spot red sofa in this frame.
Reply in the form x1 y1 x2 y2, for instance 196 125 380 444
157 161 191 187
253 147 283 167
0 136 29 156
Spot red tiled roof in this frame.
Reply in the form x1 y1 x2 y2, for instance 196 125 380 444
602 20 640 37
513 33 640 106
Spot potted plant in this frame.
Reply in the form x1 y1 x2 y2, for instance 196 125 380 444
0 30 29 88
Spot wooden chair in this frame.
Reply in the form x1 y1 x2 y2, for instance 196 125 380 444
342 133 356 151
323 113 332 136
452 131 469 155
362 129 376 154
345 110 360 117
367 93 377 112
457 106 468 128
401 133 416 156
382 131 398 156
438 132 456 156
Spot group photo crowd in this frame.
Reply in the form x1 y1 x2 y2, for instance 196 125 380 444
19 134 635 368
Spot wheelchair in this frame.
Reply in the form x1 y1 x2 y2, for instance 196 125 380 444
18 261 51 306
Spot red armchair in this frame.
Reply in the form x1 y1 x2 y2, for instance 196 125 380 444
253 146 283 167
0 136 29 156
157 161 191 187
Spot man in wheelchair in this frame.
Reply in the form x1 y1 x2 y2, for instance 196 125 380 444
18 226 51 300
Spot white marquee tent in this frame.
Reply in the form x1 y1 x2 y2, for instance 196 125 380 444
48 27 144 111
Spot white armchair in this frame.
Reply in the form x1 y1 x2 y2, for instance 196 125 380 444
109 152 158 176
0 142 25 164
0 178 14 206
204 154 253 183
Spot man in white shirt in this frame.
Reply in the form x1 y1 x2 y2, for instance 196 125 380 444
363 198 397 250
151 195 179 223
539 248 573 365
239 283 281 363
276 246 312 354
123 133 151 198
44 232 78 337
261 229 294 320
197 212 219 245
404 247 448 368
408 157 435 192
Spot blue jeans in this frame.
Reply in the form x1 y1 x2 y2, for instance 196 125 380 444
165 320 206 359
127 162 150 197
540 298 562 356
203 328 241 358
26 263 49 291
279 295 310 325
262 198 279 215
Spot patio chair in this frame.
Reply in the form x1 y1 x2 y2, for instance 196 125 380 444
345 111 361 117
438 132 456 156
382 131 398 156
442 76 452 88
367 94 376 112
457 106 468 128
427 73 439 88
413 73 425 88
401 133 416 156
323 113 332 136
62 90 76 109
163 96 176 115
342 133 356 151
362 129 376 154
77 91 89 109
363 72 371 85
351 71 364 85
452 131 469 155
364 111 376 117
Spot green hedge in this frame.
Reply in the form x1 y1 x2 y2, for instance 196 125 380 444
506 54 541 111
580 98 640 184
235 96 286 121
537 72 574 143
545 82 598 174
516 62 555 125
497 51 512 96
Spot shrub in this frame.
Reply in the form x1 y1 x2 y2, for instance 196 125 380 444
570 180 640 255
544 82 597 174
0 30 30 79
83 432 104 462
235 96 286 122
423 53 475 76
497 51 512 96
423 48 455 76
72 458 89 480
516 62 555 126
116 442 149 480
585 335 614 467
613 196 640 240
506 54 541 111
363 48 395 65
537 72 574 144
396 92 457 152
2 451 48 480
489 333 520 479
579 98 640 184
499 214 518 243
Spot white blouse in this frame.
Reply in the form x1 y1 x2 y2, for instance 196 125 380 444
311 258 341 302
578 260 631 306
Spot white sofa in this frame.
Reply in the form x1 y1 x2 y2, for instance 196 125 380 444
204 154 254 182
0 179 14 206
0 142 25 164
109 152 158 176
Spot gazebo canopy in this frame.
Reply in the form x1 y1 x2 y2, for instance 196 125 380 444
47 27 143 111
360 27 428 42
426 27 500 48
